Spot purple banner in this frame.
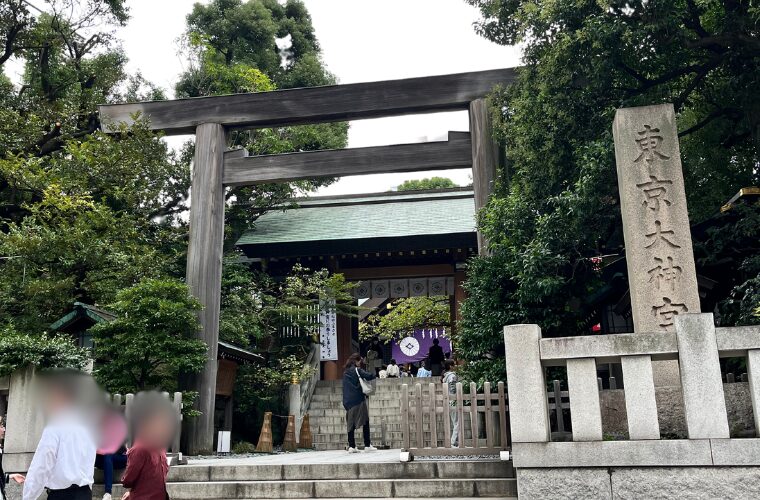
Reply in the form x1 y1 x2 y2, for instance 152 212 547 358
391 328 451 364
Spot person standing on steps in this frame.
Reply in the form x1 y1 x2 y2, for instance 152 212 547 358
342 353 377 453
428 338 445 376
442 359 460 448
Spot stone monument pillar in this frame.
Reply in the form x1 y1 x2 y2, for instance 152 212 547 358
613 103 700 386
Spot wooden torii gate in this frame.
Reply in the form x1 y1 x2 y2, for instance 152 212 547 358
99 68 515 454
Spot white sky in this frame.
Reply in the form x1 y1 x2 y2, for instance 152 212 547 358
13 0 523 195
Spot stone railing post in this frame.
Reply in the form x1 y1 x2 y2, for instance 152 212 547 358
675 313 729 438
748 349 760 434
504 324 550 442
566 358 603 441
289 382 302 444
621 355 660 439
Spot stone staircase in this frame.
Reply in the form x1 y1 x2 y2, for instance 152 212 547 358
91 459 517 499
309 379 415 450
308 379 481 451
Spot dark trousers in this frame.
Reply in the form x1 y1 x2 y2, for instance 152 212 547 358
95 453 128 493
348 422 371 449
47 485 91 500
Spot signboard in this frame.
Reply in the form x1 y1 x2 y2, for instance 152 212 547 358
391 327 451 364
319 300 338 361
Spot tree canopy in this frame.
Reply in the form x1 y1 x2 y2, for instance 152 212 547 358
360 296 451 342
176 0 349 245
92 278 207 394
0 0 350 405
457 0 760 382
396 177 459 192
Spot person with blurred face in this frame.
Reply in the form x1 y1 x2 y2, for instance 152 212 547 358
0 416 26 499
120 392 174 500
23 370 99 500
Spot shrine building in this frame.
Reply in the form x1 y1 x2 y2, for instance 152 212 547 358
235 186 477 380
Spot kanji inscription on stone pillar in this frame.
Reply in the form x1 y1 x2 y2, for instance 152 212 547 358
613 104 700 334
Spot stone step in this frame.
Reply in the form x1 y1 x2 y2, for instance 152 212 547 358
311 385 447 394
310 395 441 404
93 477 517 499
313 431 465 443
159 460 513 482
313 420 475 433
308 408 405 418
314 381 445 392
308 403 403 411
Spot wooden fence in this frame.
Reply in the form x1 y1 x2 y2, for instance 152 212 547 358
400 381 510 460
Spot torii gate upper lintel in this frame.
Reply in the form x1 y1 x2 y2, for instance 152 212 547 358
98 67 515 454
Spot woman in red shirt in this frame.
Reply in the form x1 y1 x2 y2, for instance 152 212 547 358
121 393 175 500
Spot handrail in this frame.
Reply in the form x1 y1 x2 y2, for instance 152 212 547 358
539 326 760 366
300 341 321 421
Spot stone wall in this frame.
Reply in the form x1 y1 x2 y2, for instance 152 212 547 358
3 367 45 472
517 466 760 499
599 383 755 439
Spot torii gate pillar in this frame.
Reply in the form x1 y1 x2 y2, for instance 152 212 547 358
184 122 226 454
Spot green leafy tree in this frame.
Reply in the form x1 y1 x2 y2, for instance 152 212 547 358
396 177 459 192
360 297 450 342
0 188 168 333
0 324 89 376
92 278 208 394
0 1 189 335
220 256 357 347
176 0 349 244
456 0 760 382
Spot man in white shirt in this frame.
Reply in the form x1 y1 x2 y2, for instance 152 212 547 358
23 371 98 500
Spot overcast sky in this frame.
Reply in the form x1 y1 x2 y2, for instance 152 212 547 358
20 0 523 195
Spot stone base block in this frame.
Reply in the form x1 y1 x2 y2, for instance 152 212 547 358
517 466 760 499
517 468 610 500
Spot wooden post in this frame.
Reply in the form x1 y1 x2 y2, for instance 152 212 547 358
184 122 226 454
428 382 437 448
469 382 479 448
484 382 494 449
553 379 565 434
402 384 410 451
415 383 424 449
125 393 134 447
455 382 465 448
469 98 499 255
442 382 452 448
497 382 508 450
172 392 182 454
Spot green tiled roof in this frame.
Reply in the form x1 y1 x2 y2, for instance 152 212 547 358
236 188 476 247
